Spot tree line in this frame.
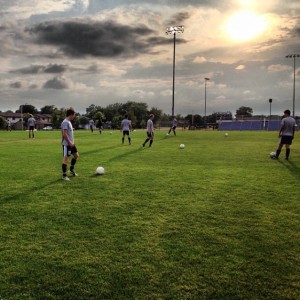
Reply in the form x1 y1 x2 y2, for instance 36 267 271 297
0 103 257 129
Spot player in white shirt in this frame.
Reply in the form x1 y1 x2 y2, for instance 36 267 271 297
61 108 79 180
275 109 296 160
121 114 132 145
89 119 95 133
28 114 36 138
168 116 177 136
142 114 154 147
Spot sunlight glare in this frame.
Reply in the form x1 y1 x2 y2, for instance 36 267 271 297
226 11 267 41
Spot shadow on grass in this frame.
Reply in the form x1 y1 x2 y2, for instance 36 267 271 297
106 146 146 164
277 159 300 180
81 133 171 157
88 145 152 178
80 144 121 156
0 179 64 204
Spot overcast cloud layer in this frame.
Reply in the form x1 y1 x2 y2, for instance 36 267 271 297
0 0 299 116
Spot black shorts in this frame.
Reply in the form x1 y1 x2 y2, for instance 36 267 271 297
280 135 293 145
62 145 78 157
171 126 177 130
123 130 130 136
147 131 154 138
29 126 35 131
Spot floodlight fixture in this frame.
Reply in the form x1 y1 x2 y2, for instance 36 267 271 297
165 25 184 35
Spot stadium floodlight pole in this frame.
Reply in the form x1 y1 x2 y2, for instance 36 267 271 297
20 104 23 131
286 54 300 117
166 25 184 116
269 98 272 121
204 77 210 128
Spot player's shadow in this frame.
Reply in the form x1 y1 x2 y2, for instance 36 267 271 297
278 160 300 180
80 144 121 156
106 147 144 163
88 147 145 178
0 179 64 204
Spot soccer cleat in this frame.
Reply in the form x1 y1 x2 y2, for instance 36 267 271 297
70 170 78 176
62 176 70 181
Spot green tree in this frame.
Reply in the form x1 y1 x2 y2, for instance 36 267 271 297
103 103 124 122
16 104 38 114
215 111 232 121
52 108 66 129
122 101 148 128
149 107 163 122
72 114 81 129
79 116 89 128
185 114 203 126
0 116 7 129
94 111 105 128
86 104 103 119
40 105 56 114
236 106 253 117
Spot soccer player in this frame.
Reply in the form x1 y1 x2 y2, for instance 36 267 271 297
168 116 177 136
61 108 79 181
275 109 296 160
89 119 95 133
143 114 155 147
7 119 12 131
28 114 36 138
98 119 103 134
121 114 132 145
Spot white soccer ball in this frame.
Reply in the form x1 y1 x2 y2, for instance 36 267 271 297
269 152 277 159
96 166 105 175
225 133 229 137
179 144 185 149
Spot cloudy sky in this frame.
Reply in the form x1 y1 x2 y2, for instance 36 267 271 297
0 0 299 116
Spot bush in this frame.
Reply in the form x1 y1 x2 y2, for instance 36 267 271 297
0 116 7 129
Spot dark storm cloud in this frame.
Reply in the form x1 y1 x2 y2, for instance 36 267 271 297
11 64 67 75
27 20 169 58
87 0 221 11
43 76 69 89
10 81 22 88
44 64 67 73
166 12 191 26
294 26 300 37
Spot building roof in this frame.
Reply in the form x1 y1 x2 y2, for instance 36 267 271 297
0 112 22 118
0 112 51 118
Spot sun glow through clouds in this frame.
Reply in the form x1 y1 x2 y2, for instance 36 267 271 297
225 11 267 41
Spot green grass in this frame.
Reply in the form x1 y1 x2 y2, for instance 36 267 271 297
0 129 299 299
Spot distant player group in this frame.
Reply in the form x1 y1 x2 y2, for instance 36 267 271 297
60 107 295 181
61 109 178 181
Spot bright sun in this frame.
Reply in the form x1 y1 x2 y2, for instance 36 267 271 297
225 11 267 41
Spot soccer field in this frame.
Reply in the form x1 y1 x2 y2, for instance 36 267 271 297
0 129 299 299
